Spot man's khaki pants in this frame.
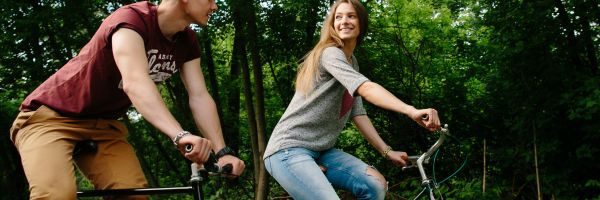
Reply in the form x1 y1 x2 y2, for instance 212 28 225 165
10 106 148 200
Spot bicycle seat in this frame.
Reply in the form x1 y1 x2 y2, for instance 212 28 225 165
73 140 98 156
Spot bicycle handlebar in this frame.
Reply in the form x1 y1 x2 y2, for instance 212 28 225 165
402 124 449 181
185 144 233 175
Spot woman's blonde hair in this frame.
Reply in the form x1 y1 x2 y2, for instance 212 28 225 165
295 0 368 95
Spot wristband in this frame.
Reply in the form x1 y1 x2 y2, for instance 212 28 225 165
381 145 393 158
172 130 191 147
215 146 235 160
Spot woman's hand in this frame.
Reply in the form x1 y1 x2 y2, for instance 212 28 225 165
386 150 409 166
177 135 212 164
409 108 441 131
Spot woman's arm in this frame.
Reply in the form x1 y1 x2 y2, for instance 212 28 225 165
356 81 440 131
353 115 408 166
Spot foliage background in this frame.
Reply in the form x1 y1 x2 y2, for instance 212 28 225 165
1 0 598 199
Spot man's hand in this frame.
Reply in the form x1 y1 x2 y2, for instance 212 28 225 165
178 135 212 164
217 155 245 178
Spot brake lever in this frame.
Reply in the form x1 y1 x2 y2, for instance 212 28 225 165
402 155 420 170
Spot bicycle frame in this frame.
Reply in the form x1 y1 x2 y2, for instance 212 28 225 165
77 163 208 200
403 124 449 200
75 142 232 200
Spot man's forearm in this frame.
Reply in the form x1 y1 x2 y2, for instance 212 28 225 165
124 78 184 140
189 95 225 152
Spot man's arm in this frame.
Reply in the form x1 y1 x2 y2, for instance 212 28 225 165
112 28 211 163
179 56 245 176
178 58 224 150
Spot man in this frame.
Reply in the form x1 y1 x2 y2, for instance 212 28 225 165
9 0 244 199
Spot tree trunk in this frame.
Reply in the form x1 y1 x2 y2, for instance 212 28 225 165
199 29 225 115
482 137 487 195
245 0 269 199
225 22 242 152
230 0 261 198
533 120 542 200
240 52 261 200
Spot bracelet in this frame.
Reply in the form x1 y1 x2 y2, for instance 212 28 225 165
381 145 393 158
172 130 191 147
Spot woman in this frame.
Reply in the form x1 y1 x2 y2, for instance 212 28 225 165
263 0 441 199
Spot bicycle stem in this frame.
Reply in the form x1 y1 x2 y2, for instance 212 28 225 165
403 124 449 199
417 124 448 182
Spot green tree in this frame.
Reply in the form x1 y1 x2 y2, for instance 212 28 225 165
2 0 598 199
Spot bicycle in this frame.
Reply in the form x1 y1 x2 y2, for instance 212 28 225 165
401 124 465 200
74 141 233 200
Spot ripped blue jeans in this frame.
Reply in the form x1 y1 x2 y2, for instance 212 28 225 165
264 148 386 200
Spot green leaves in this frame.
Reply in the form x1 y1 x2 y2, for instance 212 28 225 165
0 0 598 199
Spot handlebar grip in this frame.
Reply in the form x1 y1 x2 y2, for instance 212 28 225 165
221 164 233 174
185 144 193 153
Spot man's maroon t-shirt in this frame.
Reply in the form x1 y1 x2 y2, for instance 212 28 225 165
20 1 200 119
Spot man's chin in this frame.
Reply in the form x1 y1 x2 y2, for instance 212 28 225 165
193 21 208 28
191 18 209 27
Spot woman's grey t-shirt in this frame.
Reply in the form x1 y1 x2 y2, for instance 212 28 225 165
263 47 370 159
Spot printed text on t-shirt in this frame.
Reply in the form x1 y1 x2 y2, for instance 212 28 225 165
147 49 177 82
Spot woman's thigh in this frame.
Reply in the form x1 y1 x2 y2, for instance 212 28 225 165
264 147 340 200
318 149 386 200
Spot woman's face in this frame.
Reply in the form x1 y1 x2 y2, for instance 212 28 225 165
333 2 360 43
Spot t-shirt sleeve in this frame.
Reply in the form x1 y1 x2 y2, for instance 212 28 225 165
180 29 201 63
350 96 367 117
320 47 369 96
102 7 148 46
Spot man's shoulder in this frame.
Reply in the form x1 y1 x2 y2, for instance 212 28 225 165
122 1 154 14
111 1 154 18
101 1 155 36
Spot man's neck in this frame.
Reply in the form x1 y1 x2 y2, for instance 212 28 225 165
157 1 189 40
